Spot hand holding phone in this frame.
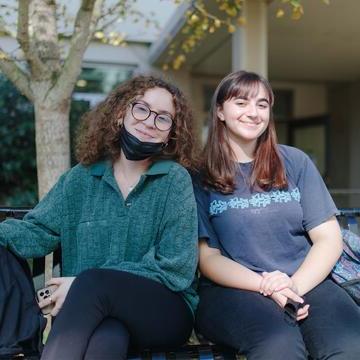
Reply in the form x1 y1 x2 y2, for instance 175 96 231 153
284 299 308 326
37 277 76 317
36 285 58 315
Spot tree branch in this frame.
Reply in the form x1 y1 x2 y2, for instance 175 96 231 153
50 0 100 102
17 0 45 76
0 18 16 37
16 0 30 53
0 49 33 101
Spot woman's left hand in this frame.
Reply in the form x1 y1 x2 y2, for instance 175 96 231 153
260 270 298 296
38 276 76 316
296 303 310 321
270 288 310 321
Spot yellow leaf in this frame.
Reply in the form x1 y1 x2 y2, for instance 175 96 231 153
228 24 236 33
172 54 186 70
226 7 238 17
322 0 330 4
276 8 285 18
237 16 246 26
94 31 104 39
214 19 221 28
178 54 186 62
209 26 215 33
0 51 9 60
162 64 169 71
291 6 303 20
190 14 199 23
76 79 87 88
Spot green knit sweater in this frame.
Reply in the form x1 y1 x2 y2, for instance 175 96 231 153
0 160 199 313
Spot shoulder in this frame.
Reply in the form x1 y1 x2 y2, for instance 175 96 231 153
148 160 194 198
56 163 100 197
278 145 322 187
167 161 191 177
153 161 197 207
278 145 311 174
60 163 92 184
157 160 193 185
278 144 309 164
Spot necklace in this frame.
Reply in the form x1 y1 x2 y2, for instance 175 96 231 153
121 171 140 191
113 159 146 194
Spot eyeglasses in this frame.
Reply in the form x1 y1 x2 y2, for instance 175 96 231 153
131 102 173 131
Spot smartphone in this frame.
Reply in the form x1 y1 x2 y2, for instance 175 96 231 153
36 285 57 315
284 299 307 326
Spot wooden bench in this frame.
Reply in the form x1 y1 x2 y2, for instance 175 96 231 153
1 207 359 360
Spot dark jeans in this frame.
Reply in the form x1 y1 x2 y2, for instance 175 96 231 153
42 269 193 360
196 279 360 360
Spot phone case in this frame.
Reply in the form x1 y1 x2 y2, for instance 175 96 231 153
36 285 57 315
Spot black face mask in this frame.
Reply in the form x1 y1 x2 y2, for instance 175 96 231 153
119 126 166 161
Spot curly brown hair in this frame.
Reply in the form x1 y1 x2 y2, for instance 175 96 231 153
75 75 198 169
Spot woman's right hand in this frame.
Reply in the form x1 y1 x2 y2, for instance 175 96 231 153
260 270 298 296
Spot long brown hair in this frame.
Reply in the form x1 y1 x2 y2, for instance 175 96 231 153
76 75 198 169
202 70 287 193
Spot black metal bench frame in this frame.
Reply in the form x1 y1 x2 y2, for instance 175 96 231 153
1 207 359 360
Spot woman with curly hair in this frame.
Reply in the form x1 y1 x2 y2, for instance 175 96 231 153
0 75 199 359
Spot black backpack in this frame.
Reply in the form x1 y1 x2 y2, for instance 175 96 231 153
0 246 47 359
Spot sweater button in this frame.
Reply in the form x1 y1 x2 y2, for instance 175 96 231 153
125 202 131 207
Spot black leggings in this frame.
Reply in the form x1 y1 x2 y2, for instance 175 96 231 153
41 269 193 360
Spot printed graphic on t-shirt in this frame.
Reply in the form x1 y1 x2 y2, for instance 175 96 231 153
209 187 301 215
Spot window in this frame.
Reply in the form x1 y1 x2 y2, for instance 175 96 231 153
75 64 135 94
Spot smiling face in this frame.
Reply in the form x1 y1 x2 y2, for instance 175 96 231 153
122 87 175 143
217 83 271 149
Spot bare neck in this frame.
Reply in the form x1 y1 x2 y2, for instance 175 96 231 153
113 153 151 199
228 136 256 163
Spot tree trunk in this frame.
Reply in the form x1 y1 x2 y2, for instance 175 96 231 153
34 97 71 200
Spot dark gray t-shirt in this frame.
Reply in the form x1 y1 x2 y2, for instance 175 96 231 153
194 145 338 277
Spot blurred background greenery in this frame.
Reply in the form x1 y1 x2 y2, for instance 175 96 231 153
0 75 90 206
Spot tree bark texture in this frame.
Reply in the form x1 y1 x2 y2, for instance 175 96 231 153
0 0 99 200
34 97 71 199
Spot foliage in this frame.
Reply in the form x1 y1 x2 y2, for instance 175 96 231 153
162 0 331 71
0 75 37 206
0 0 330 202
0 75 90 206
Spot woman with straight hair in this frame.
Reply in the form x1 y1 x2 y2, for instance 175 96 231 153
0 75 199 360
194 70 360 359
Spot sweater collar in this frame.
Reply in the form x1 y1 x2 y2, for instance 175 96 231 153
90 159 174 177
